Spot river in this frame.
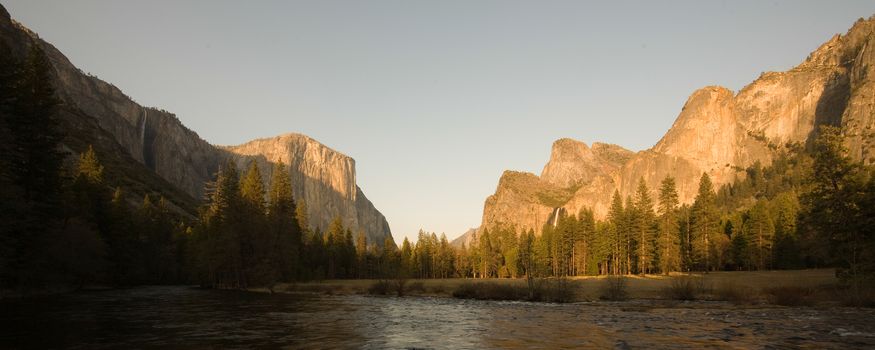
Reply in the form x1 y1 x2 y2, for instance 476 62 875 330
1 286 874 349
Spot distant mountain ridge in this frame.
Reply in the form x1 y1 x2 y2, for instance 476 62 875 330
481 15 875 235
450 227 479 248
0 5 392 244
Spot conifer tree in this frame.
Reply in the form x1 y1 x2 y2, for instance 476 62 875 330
802 126 869 283
607 191 624 275
744 201 774 270
2 43 65 286
657 177 680 274
576 208 596 275
691 173 718 271
399 236 413 278
772 193 800 269
633 179 656 274
266 162 301 283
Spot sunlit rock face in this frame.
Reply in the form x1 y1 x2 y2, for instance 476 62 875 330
0 6 392 244
481 15 875 235
540 138 633 189
224 134 392 244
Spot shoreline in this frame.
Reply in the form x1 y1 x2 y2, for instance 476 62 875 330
251 269 864 307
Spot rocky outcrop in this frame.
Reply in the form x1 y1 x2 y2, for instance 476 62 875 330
0 5 392 243
540 138 633 188
481 14 875 234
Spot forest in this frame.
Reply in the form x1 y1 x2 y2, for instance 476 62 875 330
1 44 874 293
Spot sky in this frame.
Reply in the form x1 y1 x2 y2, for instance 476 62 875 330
5 0 875 243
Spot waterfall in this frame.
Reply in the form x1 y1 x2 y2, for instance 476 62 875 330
140 107 148 146
552 207 560 227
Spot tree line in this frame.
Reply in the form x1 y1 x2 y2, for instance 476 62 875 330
1 43 873 293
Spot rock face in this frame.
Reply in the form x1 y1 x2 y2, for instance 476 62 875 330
481 15 875 235
540 139 634 188
0 6 393 244
223 134 392 242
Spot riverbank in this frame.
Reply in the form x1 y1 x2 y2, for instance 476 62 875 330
265 269 873 306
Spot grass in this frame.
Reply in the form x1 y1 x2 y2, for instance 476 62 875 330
714 282 758 305
451 277 575 303
273 269 841 306
763 286 815 306
662 276 699 301
600 276 628 301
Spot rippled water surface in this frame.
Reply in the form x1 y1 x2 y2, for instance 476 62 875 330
2 286 875 349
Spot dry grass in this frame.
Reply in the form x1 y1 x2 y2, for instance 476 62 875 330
273 269 839 305
452 281 525 301
662 276 700 301
714 282 758 304
600 276 628 301
763 286 816 306
450 278 576 303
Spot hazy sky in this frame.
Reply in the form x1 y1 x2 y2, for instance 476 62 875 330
6 1 875 243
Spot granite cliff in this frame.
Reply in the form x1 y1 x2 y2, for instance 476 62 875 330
223 134 391 241
0 6 393 244
481 15 875 235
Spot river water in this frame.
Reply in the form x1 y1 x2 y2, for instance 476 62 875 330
1 286 874 349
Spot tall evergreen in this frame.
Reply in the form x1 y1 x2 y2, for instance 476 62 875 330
607 191 624 275
744 201 774 270
772 192 800 269
657 177 680 274
802 126 870 284
266 162 301 283
691 173 718 271
633 179 656 274
198 162 242 287
1 43 66 287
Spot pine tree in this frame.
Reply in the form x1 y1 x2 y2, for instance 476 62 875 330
623 196 635 274
199 162 242 288
634 179 656 274
745 201 774 270
657 177 680 274
576 208 596 275
802 126 869 283
691 173 718 271
478 228 497 278
607 191 624 275
2 43 65 287
677 204 694 271
356 230 368 278
107 187 141 285
518 229 535 278
266 162 301 283
295 199 311 234
772 192 800 269
12 44 63 209
325 216 345 278
238 161 267 287
399 237 413 278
